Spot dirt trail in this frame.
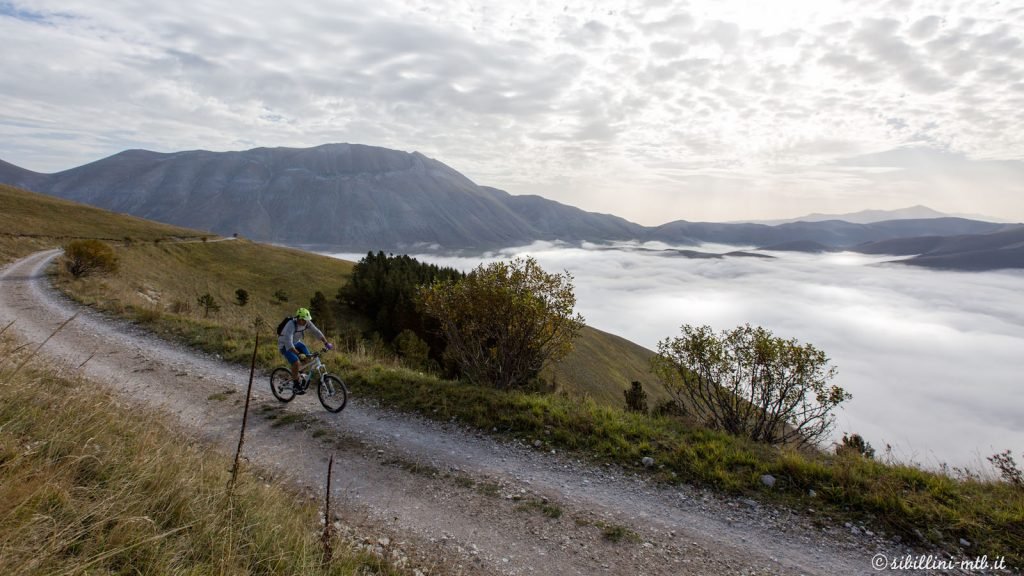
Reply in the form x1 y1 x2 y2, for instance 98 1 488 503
0 250 946 575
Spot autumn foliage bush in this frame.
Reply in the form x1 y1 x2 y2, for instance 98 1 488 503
63 239 118 278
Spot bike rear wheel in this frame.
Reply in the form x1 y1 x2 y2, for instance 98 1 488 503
318 374 348 413
270 367 296 402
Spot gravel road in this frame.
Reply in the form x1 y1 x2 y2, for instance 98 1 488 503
0 250 969 576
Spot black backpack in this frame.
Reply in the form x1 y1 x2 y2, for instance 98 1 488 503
276 316 295 336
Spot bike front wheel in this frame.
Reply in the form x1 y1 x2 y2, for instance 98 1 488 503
318 374 348 413
270 367 296 402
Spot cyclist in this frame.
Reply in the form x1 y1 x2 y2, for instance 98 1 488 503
278 307 333 394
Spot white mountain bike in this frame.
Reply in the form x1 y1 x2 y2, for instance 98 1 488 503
269 349 348 413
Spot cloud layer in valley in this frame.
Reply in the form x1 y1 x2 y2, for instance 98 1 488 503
329 243 1024 470
2 0 1024 223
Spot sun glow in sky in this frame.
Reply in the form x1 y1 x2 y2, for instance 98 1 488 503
2 0 1023 223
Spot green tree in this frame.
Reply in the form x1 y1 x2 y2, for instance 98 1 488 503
235 288 249 307
652 324 849 447
623 381 649 414
63 239 118 278
197 293 220 318
337 251 463 362
309 291 336 334
418 256 585 390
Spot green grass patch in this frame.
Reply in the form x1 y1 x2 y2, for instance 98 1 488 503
474 481 502 498
515 499 563 519
598 522 639 543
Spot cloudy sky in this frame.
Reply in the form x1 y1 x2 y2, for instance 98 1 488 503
329 243 1024 470
2 0 1023 223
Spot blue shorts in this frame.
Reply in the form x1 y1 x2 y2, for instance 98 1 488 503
280 341 311 364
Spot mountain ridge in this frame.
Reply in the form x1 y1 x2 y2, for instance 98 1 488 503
853 225 1024 271
0 144 1015 261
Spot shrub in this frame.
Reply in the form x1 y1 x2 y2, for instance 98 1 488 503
418 256 585 389
623 381 648 414
134 306 162 323
838 433 876 459
652 324 849 447
394 329 432 370
63 239 118 278
273 289 289 303
196 293 220 318
652 399 687 418
235 288 249 306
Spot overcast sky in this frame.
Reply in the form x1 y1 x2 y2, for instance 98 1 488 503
2 0 1023 223
328 243 1024 470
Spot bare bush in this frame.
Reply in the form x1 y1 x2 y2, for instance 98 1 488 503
988 450 1024 487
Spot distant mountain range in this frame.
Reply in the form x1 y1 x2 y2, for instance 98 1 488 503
1 144 1021 269
739 205 1009 225
743 205 945 225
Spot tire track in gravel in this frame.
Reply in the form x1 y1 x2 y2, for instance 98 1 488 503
0 250 946 576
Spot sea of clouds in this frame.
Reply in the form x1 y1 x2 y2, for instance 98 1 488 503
327 241 1024 471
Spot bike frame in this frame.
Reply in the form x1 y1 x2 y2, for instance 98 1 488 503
298 353 328 383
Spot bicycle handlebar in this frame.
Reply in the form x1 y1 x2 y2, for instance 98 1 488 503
302 348 332 360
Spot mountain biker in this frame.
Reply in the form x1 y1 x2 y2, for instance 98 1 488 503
278 307 333 394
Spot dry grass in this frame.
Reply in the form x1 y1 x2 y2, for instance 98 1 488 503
52 238 355 328
0 339 402 575
0 183 204 265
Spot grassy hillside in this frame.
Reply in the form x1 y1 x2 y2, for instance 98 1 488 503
0 183 204 264
4 185 1022 567
0 340 400 575
548 327 668 407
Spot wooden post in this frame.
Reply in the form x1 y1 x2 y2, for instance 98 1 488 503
229 329 259 491
321 453 335 567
